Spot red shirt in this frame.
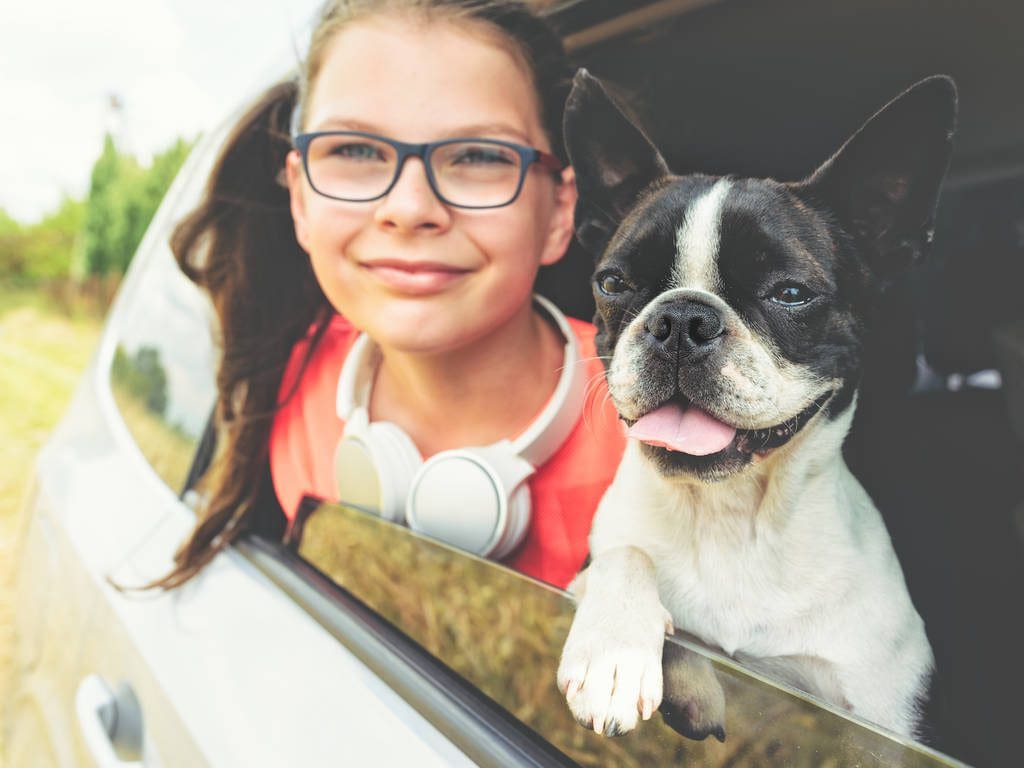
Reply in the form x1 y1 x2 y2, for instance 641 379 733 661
269 313 626 589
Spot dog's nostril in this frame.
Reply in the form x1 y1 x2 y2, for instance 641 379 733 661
686 306 724 345
689 315 721 343
646 314 672 342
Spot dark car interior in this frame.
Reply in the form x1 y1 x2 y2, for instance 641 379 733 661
536 1 1023 765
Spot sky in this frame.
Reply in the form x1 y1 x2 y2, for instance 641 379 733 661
1 0 324 223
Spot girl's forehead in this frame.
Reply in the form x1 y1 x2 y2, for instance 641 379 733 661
305 16 547 145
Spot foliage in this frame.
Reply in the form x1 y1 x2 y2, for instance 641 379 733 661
0 197 84 283
80 135 192 277
0 133 193 287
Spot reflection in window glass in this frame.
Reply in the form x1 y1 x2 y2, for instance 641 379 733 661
110 245 217 493
290 501 964 768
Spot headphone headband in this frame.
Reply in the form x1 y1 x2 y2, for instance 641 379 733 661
336 294 585 468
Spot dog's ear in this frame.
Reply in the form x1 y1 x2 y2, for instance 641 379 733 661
793 76 957 279
564 69 671 257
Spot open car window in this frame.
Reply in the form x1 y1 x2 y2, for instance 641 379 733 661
242 498 967 768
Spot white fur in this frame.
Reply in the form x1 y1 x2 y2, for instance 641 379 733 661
672 179 731 292
558 406 933 737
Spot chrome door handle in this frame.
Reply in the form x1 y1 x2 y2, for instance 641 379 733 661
75 675 144 768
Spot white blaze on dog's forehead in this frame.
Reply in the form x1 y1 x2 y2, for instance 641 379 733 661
673 179 731 292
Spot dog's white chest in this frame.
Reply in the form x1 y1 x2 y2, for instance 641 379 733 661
650 527 806 656
590 446 859 658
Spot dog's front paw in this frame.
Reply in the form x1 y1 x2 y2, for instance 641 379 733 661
557 603 673 736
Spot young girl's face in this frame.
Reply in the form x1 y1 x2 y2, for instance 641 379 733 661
287 15 576 356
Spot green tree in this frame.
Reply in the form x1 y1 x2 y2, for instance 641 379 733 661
80 134 193 278
80 134 124 277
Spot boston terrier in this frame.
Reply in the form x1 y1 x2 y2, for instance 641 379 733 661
556 70 956 740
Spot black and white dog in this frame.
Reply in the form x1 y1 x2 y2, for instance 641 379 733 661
557 71 956 739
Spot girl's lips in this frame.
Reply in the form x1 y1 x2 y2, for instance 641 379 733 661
359 261 472 295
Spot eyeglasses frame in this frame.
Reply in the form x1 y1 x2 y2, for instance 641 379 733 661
292 130 565 210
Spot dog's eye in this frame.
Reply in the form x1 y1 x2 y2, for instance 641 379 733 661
597 271 630 296
768 282 815 307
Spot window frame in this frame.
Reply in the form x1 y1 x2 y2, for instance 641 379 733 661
237 532 577 768
233 497 970 768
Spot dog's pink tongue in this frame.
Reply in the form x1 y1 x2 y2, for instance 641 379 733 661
628 402 737 456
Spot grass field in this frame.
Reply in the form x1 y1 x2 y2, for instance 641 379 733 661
0 287 103 762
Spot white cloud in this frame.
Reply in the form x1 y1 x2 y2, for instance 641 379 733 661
0 0 321 222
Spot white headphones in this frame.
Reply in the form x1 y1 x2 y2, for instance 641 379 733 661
334 295 586 559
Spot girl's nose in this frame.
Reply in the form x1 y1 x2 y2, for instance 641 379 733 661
373 157 451 233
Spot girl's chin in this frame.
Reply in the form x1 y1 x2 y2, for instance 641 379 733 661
336 287 534 356
355 309 469 353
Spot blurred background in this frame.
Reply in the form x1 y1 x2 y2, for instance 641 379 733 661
0 0 323 755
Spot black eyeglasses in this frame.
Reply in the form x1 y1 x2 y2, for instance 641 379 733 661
292 130 564 209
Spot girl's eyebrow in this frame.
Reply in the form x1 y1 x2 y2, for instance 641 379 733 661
310 117 532 145
313 117 381 133
450 123 532 144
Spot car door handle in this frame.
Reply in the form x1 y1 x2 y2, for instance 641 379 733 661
75 675 145 768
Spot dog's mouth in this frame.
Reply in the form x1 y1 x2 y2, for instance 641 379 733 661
626 391 834 459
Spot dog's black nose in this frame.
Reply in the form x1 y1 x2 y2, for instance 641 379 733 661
644 301 724 358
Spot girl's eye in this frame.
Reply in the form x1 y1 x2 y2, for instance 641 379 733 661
330 142 385 161
450 145 516 166
768 282 815 307
597 271 630 296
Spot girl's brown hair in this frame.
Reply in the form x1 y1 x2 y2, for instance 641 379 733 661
153 0 576 589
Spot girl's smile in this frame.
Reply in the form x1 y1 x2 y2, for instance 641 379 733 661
357 257 473 296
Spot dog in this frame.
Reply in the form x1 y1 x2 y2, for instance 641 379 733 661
556 70 957 740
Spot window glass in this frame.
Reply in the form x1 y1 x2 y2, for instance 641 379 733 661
289 500 961 767
109 248 217 493
106 133 225 494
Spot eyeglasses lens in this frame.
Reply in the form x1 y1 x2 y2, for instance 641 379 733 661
304 136 525 207
305 135 397 202
430 141 523 207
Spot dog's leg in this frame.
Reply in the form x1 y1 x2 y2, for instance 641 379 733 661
660 642 727 742
557 546 673 736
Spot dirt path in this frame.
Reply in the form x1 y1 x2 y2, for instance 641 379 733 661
0 297 102 763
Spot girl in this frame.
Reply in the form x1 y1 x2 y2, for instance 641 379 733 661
157 0 625 590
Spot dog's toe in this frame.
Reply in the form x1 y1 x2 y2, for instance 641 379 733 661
561 646 663 737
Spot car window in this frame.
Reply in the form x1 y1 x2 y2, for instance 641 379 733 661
105 133 225 495
108 253 217 493
255 498 965 768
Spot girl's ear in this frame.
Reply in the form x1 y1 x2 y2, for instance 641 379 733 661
286 150 311 253
539 165 578 267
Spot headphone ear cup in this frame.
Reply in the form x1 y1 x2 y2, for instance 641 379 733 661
406 444 534 558
489 482 532 560
335 421 423 523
